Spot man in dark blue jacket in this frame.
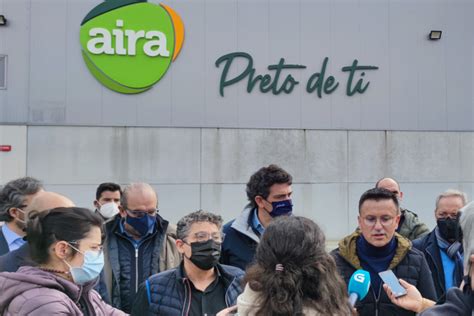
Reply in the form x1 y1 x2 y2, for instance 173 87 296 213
0 177 43 255
383 201 474 316
413 189 467 303
131 210 244 316
102 183 181 313
221 164 293 270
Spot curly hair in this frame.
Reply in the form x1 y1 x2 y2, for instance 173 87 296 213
246 164 292 208
176 210 223 240
244 216 351 316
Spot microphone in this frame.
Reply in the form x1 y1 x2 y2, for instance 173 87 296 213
348 269 371 307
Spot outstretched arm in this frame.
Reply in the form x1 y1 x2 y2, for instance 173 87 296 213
383 279 435 313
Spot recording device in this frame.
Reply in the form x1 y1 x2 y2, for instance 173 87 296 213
348 269 371 307
378 269 407 298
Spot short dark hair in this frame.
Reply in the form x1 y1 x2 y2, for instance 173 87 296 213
358 188 399 214
246 164 292 208
176 210 223 241
96 182 122 200
26 207 104 264
0 177 43 222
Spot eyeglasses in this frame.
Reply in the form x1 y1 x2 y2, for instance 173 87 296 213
362 215 395 227
186 231 224 243
126 208 158 218
68 241 104 258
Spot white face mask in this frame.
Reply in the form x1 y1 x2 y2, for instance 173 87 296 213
97 202 119 219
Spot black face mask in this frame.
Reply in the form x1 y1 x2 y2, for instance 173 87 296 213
437 216 462 242
187 239 221 270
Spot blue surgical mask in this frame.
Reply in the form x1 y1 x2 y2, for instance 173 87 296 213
64 244 104 285
126 214 155 236
269 199 293 217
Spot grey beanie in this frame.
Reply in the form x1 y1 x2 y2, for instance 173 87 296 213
460 201 474 270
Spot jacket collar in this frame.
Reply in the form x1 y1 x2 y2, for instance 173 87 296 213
230 204 260 243
175 261 235 285
338 231 411 270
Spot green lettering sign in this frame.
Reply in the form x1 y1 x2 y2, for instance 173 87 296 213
216 52 379 98
80 0 184 94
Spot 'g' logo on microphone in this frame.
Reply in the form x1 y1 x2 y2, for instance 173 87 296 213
354 273 365 283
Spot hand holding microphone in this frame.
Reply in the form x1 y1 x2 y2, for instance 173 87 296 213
348 269 371 307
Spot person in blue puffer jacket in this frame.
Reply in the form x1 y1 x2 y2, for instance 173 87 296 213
131 210 244 316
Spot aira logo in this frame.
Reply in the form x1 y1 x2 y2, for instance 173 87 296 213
80 0 184 94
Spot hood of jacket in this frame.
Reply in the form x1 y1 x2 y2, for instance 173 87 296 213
0 265 96 312
337 231 412 270
230 204 260 243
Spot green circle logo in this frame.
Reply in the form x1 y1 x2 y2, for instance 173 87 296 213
80 0 184 94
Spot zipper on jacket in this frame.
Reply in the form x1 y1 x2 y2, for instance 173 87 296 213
373 284 382 316
224 276 236 307
181 279 192 316
135 247 139 293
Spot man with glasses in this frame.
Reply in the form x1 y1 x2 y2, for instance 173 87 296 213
412 189 467 303
102 182 181 313
131 210 244 315
331 188 436 316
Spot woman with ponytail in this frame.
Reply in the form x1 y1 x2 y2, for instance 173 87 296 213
0 207 126 315
237 216 351 316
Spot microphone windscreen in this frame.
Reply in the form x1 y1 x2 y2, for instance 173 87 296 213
348 269 371 301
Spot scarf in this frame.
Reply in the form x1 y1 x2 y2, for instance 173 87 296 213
435 227 464 288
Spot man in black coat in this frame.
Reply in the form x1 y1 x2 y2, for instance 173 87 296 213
331 188 437 316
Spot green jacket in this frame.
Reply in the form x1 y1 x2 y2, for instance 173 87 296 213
398 208 430 240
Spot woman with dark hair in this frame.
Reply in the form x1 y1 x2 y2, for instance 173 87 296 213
237 216 351 316
0 207 126 315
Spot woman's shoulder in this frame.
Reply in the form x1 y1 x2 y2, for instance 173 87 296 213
7 287 78 315
236 284 261 315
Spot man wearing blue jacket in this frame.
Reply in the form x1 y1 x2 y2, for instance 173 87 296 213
220 164 293 270
102 183 181 313
413 189 467 302
131 210 244 315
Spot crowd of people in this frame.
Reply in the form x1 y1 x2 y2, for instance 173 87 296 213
0 166 472 315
